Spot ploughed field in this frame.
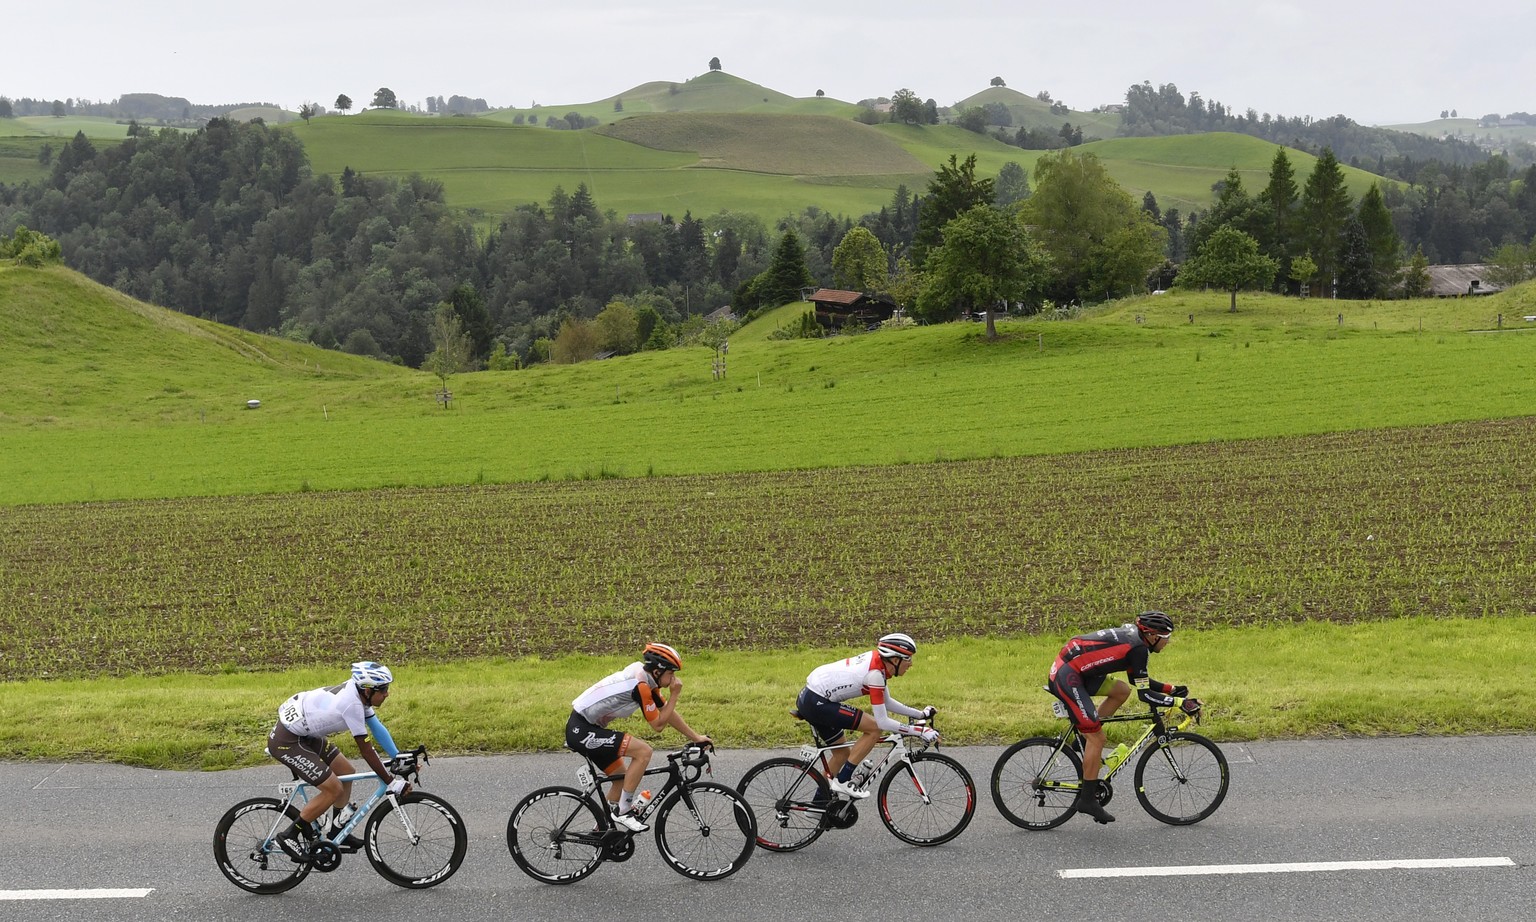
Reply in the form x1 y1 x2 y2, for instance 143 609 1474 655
3 417 1530 682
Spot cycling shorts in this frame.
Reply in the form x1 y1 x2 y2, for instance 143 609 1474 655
795 687 863 747
564 710 630 769
266 724 341 785
1047 667 1110 733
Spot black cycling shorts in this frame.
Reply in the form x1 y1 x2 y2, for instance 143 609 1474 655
795 687 863 747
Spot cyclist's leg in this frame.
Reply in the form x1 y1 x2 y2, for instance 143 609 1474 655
796 687 862 780
843 712 883 769
564 710 628 810
619 735 654 808
1049 669 1104 778
268 727 342 825
1096 679 1132 720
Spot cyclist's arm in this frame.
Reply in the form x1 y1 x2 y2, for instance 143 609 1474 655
882 692 925 721
353 734 395 780
365 713 400 759
866 674 917 733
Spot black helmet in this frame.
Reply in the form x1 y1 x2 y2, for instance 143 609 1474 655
1136 611 1174 635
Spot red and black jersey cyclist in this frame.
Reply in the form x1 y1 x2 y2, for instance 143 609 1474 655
796 632 939 800
1047 611 1199 825
565 642 711 833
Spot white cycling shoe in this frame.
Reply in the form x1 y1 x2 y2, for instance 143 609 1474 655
826 776 870 800
610 810 649 832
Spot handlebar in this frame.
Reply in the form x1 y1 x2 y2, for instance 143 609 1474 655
385 745 430 782
666 741 714 782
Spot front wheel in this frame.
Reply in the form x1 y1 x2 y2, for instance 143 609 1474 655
507 786 608 884
990 737 1082 830
653 781 756 880
877 752 975 846
1134 731 1229 825
364 792 468 888
212 797 310 894
736 757 829 852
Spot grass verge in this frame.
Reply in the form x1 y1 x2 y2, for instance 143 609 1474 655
2 616 1529 771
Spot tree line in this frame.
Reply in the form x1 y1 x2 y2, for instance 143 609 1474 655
3 117 1535 372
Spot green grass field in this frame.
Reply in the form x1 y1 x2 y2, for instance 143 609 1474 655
4 265 1536 767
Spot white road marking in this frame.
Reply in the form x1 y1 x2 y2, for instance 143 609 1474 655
1059 857 1515 879
0 888 155 900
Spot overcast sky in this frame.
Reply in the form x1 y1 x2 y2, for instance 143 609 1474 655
8 1 1532 126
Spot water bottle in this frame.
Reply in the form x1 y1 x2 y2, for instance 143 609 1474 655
631 790 653 813
1104 744 1130 770
335 803 357 830
849 758 875 786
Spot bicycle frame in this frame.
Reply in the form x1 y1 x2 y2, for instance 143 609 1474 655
262 747 429 855
1044 706 1197 791
558 744 714 845
792 724 939 810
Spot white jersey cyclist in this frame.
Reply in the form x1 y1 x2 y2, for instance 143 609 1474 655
277 677 398 756
572 662 666 728
805 649 926 733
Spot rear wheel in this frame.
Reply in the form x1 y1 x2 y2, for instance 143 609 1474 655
212 797 310 894
364 792 468 888
1134 731 1229 825
736 757 829 852
990 737 1081 830
877 752 975 846
507 786 608 884
653 781 756 880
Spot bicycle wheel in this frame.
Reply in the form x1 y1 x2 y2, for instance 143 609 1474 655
1134 731 1230 825
507 786 608 884
877 752 976 846
213 797 311 894
990 737 1081 830
364 792 468 888
653 781 757 880
736 757 829 852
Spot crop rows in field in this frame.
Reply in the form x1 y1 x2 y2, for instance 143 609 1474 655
3 418 1534 681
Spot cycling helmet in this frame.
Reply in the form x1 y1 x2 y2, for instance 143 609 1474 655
876 632 918 661
1135 611 1175 636
642 642 683 672
351 661 393 688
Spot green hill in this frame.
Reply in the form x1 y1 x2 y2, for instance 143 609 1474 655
4 262 1534 506
0 265 411 430
955 85 1122 138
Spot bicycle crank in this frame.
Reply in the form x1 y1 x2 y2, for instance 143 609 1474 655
825 802 859 830
309 839 342 872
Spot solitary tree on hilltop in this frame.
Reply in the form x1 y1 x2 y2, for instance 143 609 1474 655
709 57 722 71
335 94 352 113
371 87 397 109
991 76 1006 87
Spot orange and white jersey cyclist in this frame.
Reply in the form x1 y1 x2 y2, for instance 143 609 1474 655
565 642 711 833
797 632 938 800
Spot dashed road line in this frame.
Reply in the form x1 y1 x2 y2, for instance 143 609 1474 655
1059 857 1515 879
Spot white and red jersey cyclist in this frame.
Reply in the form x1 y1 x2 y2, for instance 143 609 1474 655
804 649 928 736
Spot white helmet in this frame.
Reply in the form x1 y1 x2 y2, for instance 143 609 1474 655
351 661 393 688
876 632 917 660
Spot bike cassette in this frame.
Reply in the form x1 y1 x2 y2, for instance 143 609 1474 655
309 840 342 872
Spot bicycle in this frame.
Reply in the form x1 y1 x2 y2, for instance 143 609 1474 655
990 695 1229 829
213 746 468 894
506 741 756 884
736 714 975 851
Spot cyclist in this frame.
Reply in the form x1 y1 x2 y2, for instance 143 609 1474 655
1047 611 1196 825
265 661 408 859
796 632 939 800
566 642 711 833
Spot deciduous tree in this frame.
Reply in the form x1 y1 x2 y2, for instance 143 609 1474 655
370 87 398 109
335 94 352 113
917 204 1048 337
1177 225 1277 311
912 154 995 265
831 226 889 292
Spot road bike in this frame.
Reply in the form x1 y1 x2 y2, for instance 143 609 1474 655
506 741 756 883
213 746 467 893
736 716 975 851
990 696 1229 829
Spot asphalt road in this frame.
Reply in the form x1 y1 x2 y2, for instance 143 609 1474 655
1 737 1532 922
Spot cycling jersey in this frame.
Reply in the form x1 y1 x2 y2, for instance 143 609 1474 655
277 679 377 739
804 650 922 732
571 662 664 727
1048 624 1177 732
